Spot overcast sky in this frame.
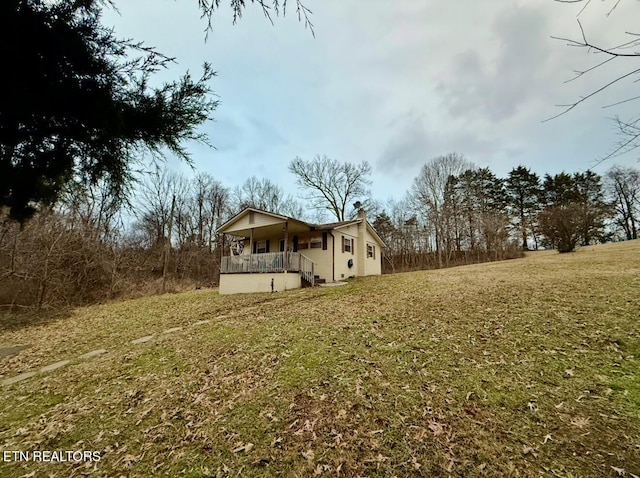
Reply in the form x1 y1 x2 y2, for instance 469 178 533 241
103 0 640 205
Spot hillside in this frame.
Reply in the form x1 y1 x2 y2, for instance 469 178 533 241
1 241 639 477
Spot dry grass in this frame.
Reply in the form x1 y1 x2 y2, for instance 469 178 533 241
0 241 639 477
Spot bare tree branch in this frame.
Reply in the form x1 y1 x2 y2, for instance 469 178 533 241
549 1 640 123
544 66 640 121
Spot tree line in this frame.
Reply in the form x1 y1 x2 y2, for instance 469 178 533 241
374 155 638 273
0 153 638 308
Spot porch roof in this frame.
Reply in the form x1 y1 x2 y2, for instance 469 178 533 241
217 207 386 247
217 207 311 238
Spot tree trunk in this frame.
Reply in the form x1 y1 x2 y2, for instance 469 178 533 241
162 195 176 294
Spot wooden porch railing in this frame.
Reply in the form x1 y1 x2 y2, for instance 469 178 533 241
220 251 314 276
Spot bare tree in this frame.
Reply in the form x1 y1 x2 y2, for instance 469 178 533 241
231 176 304 219
135 167 188 248
201 175 230 251
289 155 372 221
232 177 283 213
539 204 586 253
411 153 473 267
606 165 640 239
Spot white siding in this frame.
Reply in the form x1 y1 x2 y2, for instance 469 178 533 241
300 241 333 282
334 225 358 280
364 239 382 276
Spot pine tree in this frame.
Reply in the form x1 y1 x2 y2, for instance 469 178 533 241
0 0 218 221
506 166 541 250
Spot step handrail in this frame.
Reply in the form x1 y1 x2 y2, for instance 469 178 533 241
299 253 315 285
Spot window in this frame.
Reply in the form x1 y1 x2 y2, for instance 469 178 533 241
279 239 285 252
367 244 375 259
310 237 322 249
256 240 267 254
297 237 322 250
248 211 255 224
343 236 352 253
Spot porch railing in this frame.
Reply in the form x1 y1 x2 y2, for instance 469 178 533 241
220 251 314 275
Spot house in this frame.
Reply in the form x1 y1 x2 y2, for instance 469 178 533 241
217 207 385 294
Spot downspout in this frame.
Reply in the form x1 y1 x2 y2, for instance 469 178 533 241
329 231 335 282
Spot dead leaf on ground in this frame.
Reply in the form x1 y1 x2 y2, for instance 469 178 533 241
428 418 445 436
570 417 590 429
270 437 282 447
611 466 625 476
232 442 254 453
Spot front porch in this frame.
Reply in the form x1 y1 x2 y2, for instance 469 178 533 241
219 252 316 294
220 251 308 274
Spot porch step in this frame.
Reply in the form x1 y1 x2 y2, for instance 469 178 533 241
313 275 326 286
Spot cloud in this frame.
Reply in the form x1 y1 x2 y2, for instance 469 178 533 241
103 0 640 203
437 5 553 122
376 111 494 173
377 112 431 171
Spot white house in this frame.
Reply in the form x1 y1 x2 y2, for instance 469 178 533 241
217 207 385 294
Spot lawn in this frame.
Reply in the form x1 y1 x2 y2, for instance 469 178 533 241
0 241 639 477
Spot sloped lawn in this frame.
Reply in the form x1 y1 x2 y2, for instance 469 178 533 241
1 241 639 477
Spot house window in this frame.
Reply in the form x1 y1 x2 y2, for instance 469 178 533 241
279 239 285 252
298 239 309 250
367 244 375 259
249 211 255 224
343 236 352 253
256 240 267 254
309 237 322 249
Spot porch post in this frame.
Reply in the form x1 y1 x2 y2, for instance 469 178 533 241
284 221 289 271
249 228 253 273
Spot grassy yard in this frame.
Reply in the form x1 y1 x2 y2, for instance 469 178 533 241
0 241 639 477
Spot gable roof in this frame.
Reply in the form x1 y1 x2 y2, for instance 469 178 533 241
217 207 385 247
217 207 290 233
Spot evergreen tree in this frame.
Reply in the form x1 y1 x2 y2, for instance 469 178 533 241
572 171 611 245
506 166 541 250
0 0 217 221
541 172 579 207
